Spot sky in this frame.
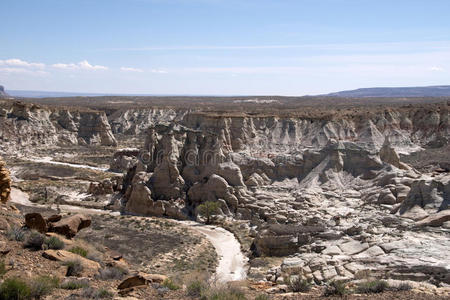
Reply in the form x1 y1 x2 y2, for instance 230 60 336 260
0 0 450 95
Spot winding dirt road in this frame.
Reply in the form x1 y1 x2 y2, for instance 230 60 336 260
10 188 248 283
179 221 248 282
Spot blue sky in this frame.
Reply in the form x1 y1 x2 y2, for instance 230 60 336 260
1 0 449 95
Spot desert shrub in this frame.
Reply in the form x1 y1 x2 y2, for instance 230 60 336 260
7 226 25 242
288 276 311 293
0 277 31 300
44 236 65 250
81 287 113 299
204 285 247 300
323 280 348 297
254 294 270 300
162 278 180 291
187 280 207 297
23 231 45 250
64 259 84 277
69 246 88 257
197 201 221 224
356 280 388 294
394 282 413 291
0 260 7 277
96 267 128 280
60 280 89 290
29 275 60 299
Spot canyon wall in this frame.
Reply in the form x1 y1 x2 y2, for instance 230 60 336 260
118 103 449 222
0 101 117 153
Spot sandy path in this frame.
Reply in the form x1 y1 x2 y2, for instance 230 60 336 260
24 156 111 172
178 221 248 283
9 188 116 215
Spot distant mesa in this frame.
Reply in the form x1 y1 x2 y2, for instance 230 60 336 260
325 85 450 97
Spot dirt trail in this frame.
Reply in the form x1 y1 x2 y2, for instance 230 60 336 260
179 221 248 283
10 188 248 283
24 156 111 172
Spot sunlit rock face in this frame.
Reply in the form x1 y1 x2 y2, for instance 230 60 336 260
0 157 11 204
0 101 117 153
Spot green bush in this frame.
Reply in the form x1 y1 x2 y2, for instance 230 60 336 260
69 246 88 257
64 259 84 277
44 236 65 250
60 280 89 290
29 275 60 299
7 227 25 242
288 276 311 293
197 201 221 224
323 280 348 297
162 278 180 291
23 231 44 250
255 294 270 300
187 280 206 297
356 280 388 294
0 277 31 300
0 260 7 277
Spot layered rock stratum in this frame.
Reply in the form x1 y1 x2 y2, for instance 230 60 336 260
114 100 449 285
0 100 117 153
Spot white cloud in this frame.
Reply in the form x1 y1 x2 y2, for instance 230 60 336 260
150 69 168 73
429 66 444 72
0 58 45 69
0 67 48 75
52 60 108 71
120 67 144 72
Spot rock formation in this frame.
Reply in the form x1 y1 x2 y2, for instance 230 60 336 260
0 157 11 204
0 101 117 153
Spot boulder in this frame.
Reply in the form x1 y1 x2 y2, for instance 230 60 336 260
48 214 91 238
42 250 100 277
118 273 168 290
25 213 48 233
415 210 450 227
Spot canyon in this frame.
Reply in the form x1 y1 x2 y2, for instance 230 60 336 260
0 94 449 298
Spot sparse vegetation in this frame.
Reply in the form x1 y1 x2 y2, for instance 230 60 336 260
60 280 89 290
7 226 25 242
323 280 348 297
81 287 114 299
255 295 270 300
44 236 65 250
288 276 312 293
393 282 413 291
356 280 389 294
0 260 7 277
64 259 84 277
29 275 60 299
69 246 88 257
97 266 128 280
23 230 45 250
197 201 221 224
162 278 181 291
204 285 247 300
187 280 207 297
0 277 31 300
